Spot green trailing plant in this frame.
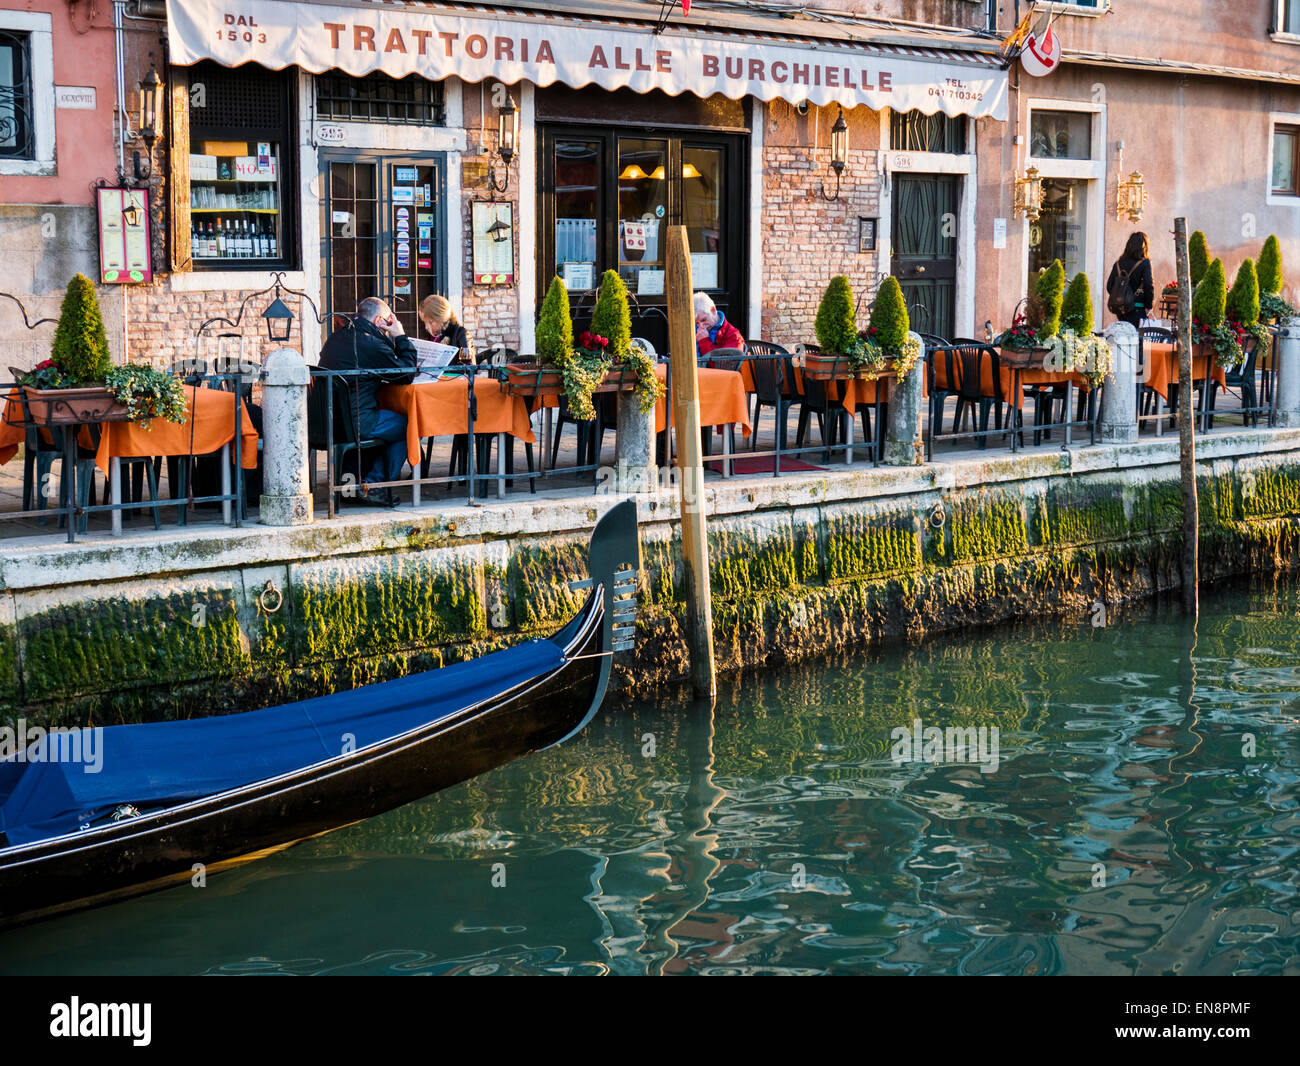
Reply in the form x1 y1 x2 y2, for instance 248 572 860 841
104 364 188 429
588 269 632 361
814 275 859 354
1189 231 1210 287
50 273 111 385
1031 260 1066 340
1257 234 1283 295
1192 257 1226 329
535 276 573 367
1060 272 1094 336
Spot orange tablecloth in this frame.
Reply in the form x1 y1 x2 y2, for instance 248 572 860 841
380 376 536 469
93 385 259 476
1144 342 1227 403
655 364 751 436
0 393 28 465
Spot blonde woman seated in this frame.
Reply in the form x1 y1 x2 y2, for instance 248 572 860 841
418 294 476 364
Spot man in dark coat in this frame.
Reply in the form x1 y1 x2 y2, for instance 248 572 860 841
318 297 416 506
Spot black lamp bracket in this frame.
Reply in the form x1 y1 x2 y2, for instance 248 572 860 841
196 271 327 339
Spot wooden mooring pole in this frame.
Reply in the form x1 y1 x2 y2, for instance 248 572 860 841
666 225 717 702
1174 217 1199 616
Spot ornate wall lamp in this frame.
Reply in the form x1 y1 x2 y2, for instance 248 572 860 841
487 93 518 195
133 67 162 181
1013 166 1044 221
1114 143 1147 222
818 106 849 202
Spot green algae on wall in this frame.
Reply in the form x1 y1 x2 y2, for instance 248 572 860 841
947 495 1028 563
508 539 587 631
17 590 250 706
824 508 920 582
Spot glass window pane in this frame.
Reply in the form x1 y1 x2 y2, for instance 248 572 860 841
1028 178 1088 281
683 147 723 289
1273 130 1296 193
1288 1 1300 34
555 140 600 283
1029 110 1092 160
617 138 667 289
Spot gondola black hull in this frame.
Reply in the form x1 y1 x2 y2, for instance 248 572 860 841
0 500 640 929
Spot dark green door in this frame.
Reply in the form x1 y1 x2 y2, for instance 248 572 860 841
891 175 958 340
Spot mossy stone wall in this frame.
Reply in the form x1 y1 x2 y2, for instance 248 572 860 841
5 451 1300 729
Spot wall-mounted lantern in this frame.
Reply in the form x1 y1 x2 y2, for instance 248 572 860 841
488 93 518 195
1013 166 1044 221
133 67 162 181
1114 144 1148 222
818 106 849 202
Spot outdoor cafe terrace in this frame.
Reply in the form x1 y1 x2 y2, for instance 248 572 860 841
0 324 1288 546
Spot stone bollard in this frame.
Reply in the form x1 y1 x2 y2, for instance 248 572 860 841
1275 317 1300 428
259 347 313 525
885 330 925 465
614 390 658 493
1100 321 1139 444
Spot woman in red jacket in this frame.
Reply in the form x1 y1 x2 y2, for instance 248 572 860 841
694 292 745 356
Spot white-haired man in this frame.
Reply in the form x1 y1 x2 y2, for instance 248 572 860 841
693 291 745 357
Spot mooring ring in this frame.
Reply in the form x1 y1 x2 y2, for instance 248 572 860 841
929 502 946 529
259 580 284 614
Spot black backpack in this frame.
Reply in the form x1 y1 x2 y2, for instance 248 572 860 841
1108 263 1137 317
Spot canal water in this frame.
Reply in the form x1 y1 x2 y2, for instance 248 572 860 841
2 585 1298 975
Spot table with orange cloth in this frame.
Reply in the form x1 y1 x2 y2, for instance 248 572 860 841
653 363 751 436
0 391 32 466
1143 342 1226 403
379 375 536 471
735 358 906 409
93 385 259 475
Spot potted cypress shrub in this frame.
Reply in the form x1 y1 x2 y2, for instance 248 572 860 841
16 274 186 427
806 275 882 380
588 269 662 413
1256 235 1296 323
1189 231 1210 287
864 276 921 382
1190 257 1241 369
997 259 1064 368
1044 271 1110 386
507 275 570 397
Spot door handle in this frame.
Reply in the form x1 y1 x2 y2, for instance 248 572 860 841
915 266 927 274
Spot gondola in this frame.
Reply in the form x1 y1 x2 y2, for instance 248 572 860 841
0 499 640 929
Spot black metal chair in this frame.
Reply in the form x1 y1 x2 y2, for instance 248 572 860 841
307 371 382 505
745 341 796 450
950 344 1005 449
1210 333 1263 428
1137 326 1174 423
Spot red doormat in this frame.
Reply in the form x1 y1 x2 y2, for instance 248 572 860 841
705 455 826 474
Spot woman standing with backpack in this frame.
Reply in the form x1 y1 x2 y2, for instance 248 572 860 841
1106 231 1155 330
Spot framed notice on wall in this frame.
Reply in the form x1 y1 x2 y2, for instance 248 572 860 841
471 201 514 285
96 187 153 284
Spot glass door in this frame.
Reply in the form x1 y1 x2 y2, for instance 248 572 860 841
321 154 445 336
538 124 747 357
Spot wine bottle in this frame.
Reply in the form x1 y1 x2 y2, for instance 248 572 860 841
215 218 226 257
190 221 200 260
254 220 266 258
267 220 278 258
206 221 217 258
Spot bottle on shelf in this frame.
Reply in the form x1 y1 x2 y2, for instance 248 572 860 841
236 218 248 258
215 217 227 257
190 220 200 260
267 220 278 259
206 221 217 258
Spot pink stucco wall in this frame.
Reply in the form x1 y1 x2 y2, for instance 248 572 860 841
4 0 123 205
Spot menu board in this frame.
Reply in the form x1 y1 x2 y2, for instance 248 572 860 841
96 187 152 284
471 201 514 285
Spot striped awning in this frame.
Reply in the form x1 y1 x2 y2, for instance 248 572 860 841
166 0 1009 119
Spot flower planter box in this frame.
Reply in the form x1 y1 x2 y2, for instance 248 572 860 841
504 363 565 397
593 364 637 393
801 353 887 381
996 346 1052 370
21 385 130 425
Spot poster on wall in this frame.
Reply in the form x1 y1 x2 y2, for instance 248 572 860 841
471 201 514 285
96 187 152 284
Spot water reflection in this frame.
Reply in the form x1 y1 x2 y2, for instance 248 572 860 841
1 590 1297 975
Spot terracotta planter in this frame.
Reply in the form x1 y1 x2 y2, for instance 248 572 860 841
801 353 886 381
21 385 130 425
996 346 1052 370
504 362 565 397
593 364 637 393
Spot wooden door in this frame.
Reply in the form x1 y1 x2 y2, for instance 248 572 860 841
891 175 959 340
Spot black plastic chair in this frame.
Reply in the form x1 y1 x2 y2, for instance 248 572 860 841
745 341 795 450
1210 333 1262 428
307 372 382 505
950 344 1004 449
1138 326 1174 423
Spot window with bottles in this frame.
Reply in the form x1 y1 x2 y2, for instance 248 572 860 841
186 60 295 269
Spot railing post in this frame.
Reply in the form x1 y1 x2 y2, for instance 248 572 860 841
884 330 925 465
1101 321 1139 444
259 347 313 526
614 390 657 493
1274 317 1300 428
